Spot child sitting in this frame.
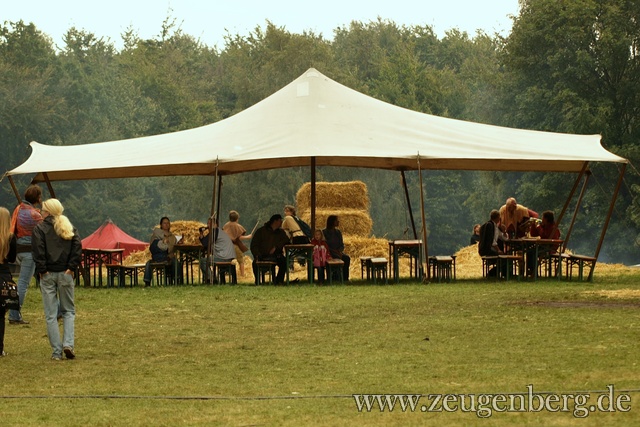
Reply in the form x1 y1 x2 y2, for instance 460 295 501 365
311 229 332 283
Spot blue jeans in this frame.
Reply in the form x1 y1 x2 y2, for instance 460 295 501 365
40 271 75 358
9 251 36 321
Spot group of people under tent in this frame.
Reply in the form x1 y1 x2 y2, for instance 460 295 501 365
143 204 351 287
469 197 561 278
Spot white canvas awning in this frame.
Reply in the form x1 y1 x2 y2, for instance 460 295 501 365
3 68 627 183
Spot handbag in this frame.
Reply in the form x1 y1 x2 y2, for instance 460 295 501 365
0 278 20 311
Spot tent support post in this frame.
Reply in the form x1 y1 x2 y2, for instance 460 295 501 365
8 176 21 203
401 171 418 239
555 162 588 228
311 157 316 232
208 161 220 280
216 175 223 222
417 156 429 282
42 172 56 198
591 162 627 279
562 171 591 252
210 159 220 219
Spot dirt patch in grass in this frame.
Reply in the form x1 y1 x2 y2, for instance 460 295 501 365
516 300 640 309
583 289 640 299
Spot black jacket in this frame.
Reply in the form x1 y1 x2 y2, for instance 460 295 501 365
0 234 17 283
478 220 496 257
250 224 289 259
32 216 82 274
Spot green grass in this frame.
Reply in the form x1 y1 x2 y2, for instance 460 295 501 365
3 274 640 426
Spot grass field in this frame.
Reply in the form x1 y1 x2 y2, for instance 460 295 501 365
2 269 640 426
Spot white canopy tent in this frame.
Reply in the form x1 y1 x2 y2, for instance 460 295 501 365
4 68 626 181
3 68 629 279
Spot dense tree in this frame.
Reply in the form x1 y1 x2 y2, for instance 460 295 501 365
0 21 61 206
502 0 640 263
2 9 638 263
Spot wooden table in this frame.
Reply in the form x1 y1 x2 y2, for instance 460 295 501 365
506 238 564 280
81 248 125 287
388 240 423 283
174 244 204 284
284 244 314 285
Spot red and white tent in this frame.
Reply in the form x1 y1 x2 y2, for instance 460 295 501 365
81 219 148 258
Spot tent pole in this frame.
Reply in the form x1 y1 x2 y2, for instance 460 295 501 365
555 162 588 228
216 176 223 222
591 162 627 279
562 171 591 252
42 172 56 198
7 176 22 203
208 161 220 282
311 157 316 232
417 155 429 282
401 170 418 239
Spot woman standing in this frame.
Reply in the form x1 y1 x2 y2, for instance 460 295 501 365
0 207 18 356
32 199 82 361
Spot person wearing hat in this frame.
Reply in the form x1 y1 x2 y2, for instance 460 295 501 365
250 214 290 284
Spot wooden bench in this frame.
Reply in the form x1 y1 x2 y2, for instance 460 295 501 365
566 254 597 281
481 255 499 278
105 264 122 287
106 263 146 287
214 261 237 284
548 253 571 279
255 261 277 285
433 256 454 283
327 259 345 284
147 261 170 286
369 257 388 284
359 256 373 280
498 254 524 281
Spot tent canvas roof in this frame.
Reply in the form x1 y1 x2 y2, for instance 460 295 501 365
81 219 148 258
4 68 627 183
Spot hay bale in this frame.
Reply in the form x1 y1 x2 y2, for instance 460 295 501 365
452 245 483 279
296 181 369 211
150 220 206 246
344 236 389 259
123 249 151 265
299 209 372 237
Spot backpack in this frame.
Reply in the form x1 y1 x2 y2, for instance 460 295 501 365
478 221 495 257
293 216 312 239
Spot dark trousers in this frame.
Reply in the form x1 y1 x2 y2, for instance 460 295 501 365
253 255 286 284
331 254 350 281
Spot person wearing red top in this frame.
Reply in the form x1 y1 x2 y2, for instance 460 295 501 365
529 211 561 248
311 229 332 284
527 210 561 276
8 185 43 324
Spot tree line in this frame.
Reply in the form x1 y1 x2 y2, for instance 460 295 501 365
1 0 639 263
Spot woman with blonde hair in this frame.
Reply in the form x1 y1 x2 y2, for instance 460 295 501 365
32 199 82 361
0 207 17 356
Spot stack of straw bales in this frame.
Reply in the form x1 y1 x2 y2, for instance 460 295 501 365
296 181 371 236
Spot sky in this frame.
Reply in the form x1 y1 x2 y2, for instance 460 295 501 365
3 0 520 50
